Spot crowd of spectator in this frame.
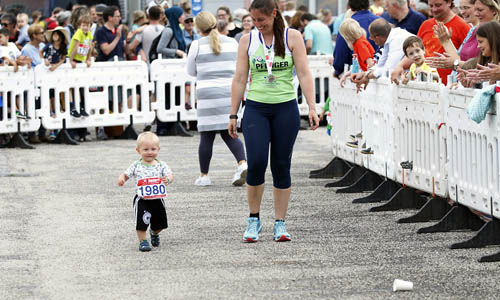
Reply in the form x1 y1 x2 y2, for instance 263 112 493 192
1 0 500 146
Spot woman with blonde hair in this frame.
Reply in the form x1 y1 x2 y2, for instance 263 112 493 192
186 11 248 187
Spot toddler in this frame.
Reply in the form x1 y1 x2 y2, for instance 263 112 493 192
117 132 174 252
402 36 438 84
338 18 375 87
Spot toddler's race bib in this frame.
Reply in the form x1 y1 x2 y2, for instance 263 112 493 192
137 177 166 199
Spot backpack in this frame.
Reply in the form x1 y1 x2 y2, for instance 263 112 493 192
149 26 174 62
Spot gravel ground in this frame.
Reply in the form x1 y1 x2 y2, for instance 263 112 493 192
0 127 499 300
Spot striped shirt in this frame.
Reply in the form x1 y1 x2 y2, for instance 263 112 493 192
186 34 238 132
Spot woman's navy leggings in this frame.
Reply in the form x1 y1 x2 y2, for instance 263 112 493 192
199 130 246 174
242 99 300 189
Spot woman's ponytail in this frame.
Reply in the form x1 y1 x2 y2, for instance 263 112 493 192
209 27 222 55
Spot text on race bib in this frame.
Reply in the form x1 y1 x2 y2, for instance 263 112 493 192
77 43 90 56
137 177 166 199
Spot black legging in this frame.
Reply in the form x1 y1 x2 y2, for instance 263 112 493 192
198 130 246 174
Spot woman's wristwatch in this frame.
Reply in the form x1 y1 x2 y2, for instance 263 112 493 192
453 59 459 71
229 114 238 120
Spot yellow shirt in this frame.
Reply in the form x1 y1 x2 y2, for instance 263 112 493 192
68 28 93 62
409 62 438 81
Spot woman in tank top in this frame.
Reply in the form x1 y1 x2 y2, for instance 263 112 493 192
228 0 319 243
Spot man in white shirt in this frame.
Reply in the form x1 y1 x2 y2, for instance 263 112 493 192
351 18 413 90
127 5 164 64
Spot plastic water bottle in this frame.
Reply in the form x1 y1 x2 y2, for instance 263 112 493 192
351 54 360 74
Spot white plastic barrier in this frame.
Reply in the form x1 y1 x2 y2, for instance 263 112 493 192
150 58 197 123
150 56 332 124
394 81 448 197
447 87 500 215
0 66 40 134
301 55 332 115
35 60 155 130
330 79 363 165
360 77 397 180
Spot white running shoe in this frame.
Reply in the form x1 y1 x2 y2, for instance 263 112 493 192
194 176 212 186
232 162 248 186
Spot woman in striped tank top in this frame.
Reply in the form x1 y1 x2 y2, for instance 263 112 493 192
228 0 320 243
186 12 248 187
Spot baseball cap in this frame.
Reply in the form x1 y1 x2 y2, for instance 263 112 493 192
95 4 107 14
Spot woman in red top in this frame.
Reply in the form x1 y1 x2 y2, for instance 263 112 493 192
338 18 375 87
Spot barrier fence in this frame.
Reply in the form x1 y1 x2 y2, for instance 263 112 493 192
0 55 331 141
323 75 500 262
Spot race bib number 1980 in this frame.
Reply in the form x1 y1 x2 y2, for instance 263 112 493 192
137 177 166 199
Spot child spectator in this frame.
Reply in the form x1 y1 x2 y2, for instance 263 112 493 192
0 27 32 119
402 36 439 84
69 14 93 69
0 27 21 70
68 14 93 119
42 26 69 71
458 21 500 87
16 13 29 48
117 132 174 252
42 26 69 139
338 18 375 87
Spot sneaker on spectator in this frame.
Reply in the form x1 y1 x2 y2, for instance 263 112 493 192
143 125 152 132
273 220 291 242
139 240 151 252
48 131 57 141
150 229 160 247
346 140 358 148
349 132 363 141
97 127 108 140
15 110 27 119
70 110 81 118
79 108 89 117
185 102 192 110
360 147 374 155
243 217 262 242
232 162 248 186
194 175 212 186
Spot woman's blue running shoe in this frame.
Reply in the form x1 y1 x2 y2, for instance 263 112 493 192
273 220 291 242
243 217 262 242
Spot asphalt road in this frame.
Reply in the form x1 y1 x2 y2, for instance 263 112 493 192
1 127 499 300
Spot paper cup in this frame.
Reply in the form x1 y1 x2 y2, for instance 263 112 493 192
393 279 413 292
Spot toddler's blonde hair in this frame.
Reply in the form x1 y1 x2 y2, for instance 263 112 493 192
137 132 160 147
339 18 366 44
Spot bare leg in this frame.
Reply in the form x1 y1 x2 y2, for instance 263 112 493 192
273 187 291 220
136 230 147 241
248 184 264 214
